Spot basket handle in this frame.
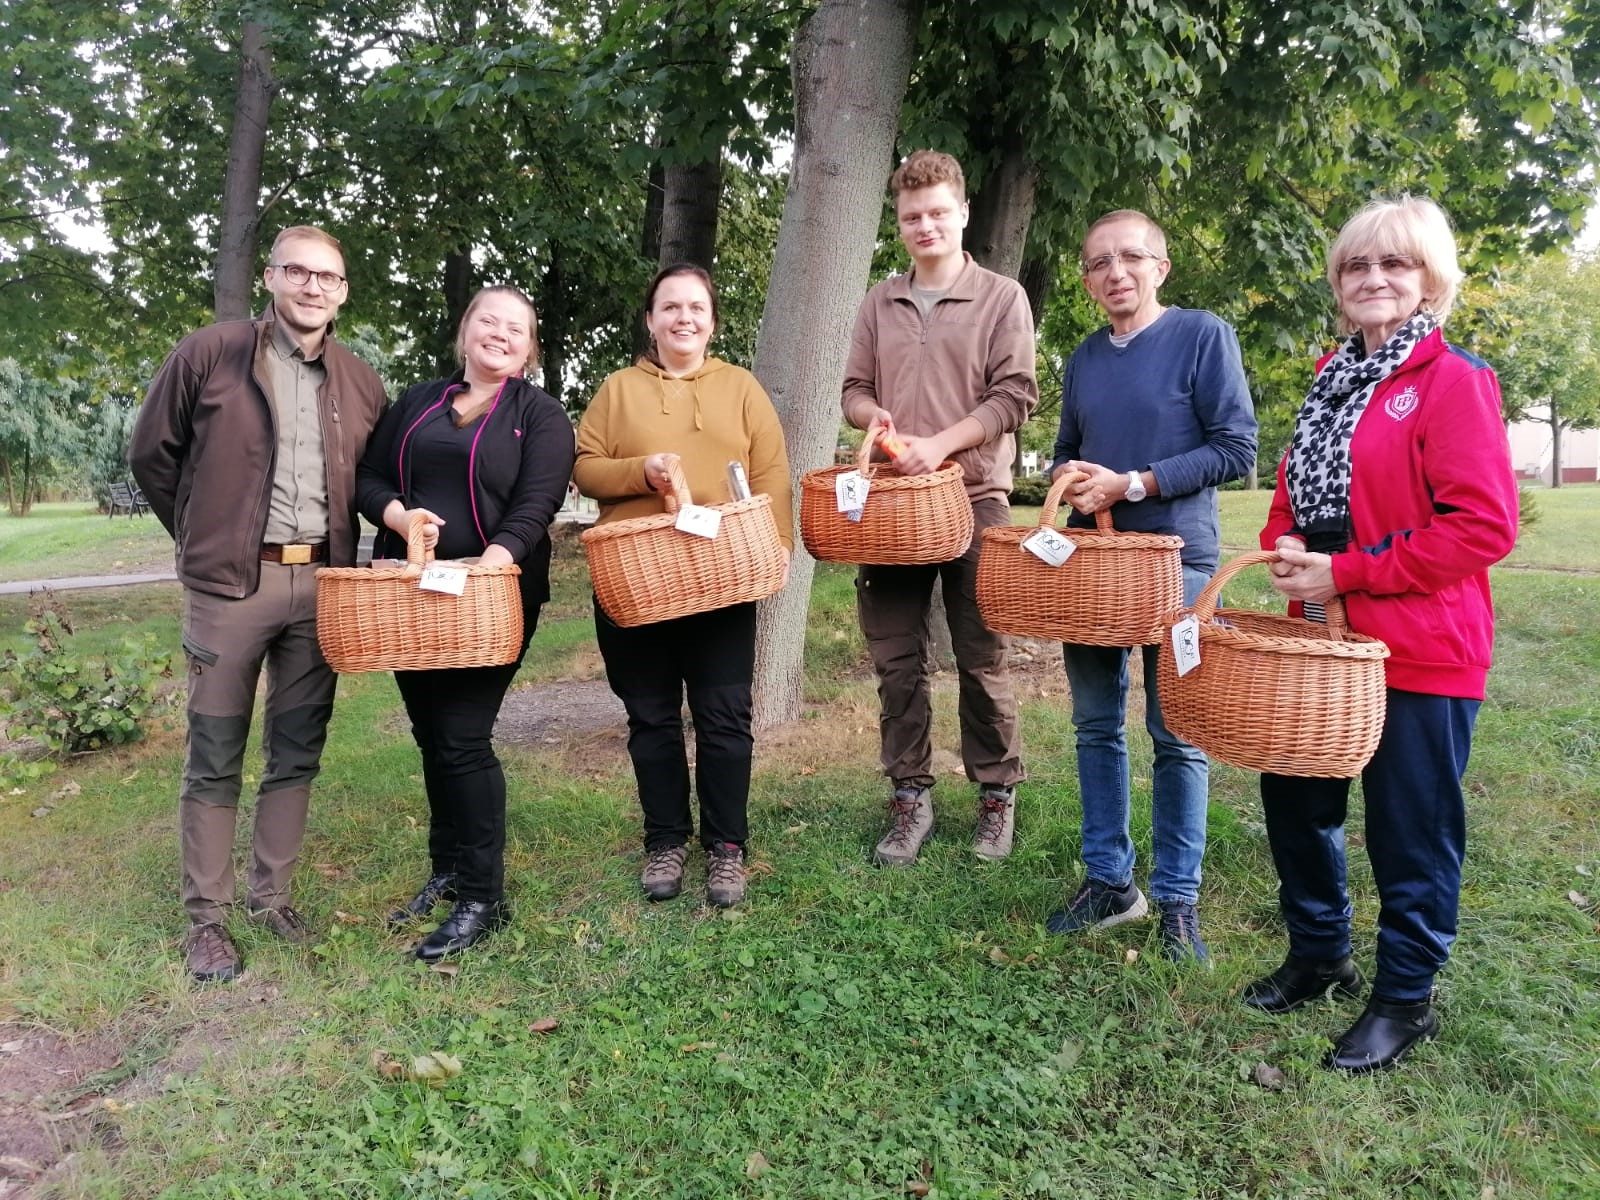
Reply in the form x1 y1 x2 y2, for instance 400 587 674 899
1190 549 1349 639
405 510 438 574
661 457 693 516
856 426 885 473
1038 470 1113 534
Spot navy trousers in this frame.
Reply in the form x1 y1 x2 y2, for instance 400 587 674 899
1260 689 1478 1002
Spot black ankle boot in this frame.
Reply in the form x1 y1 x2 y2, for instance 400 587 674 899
1328 997 1439 1072
415 899 509 962
387 873 458 929
1242 954 1365 1014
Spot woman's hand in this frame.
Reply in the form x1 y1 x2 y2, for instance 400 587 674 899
1269 535 1306 579
383 500 445 550
1269 543 1339 603
643 452 680 492
479 543 515 567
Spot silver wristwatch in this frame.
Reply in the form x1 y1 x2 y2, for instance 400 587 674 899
1125 470 1147 502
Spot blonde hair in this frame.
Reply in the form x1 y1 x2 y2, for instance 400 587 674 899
454 285 540 373
1327 195 1463 333
268 225 345 268
889 150 966 202
1081 209 1168 266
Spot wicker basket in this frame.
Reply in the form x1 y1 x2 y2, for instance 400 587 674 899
582 459 787 627
799 428 973 565
976 470 1184 646
1156 550 1390 777
315 512 523 673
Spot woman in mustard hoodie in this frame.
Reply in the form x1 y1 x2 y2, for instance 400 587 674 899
574 264 793 908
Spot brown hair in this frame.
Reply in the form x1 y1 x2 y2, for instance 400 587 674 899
268 225 346 268
641 263 719 366
453 285 540 373
889 150 966 202
1080 210 1168 264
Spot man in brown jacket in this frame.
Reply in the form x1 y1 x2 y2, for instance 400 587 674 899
130 226 386 983
841 150 1038 866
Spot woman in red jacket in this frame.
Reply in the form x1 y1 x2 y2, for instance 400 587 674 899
1246 196 1519 1072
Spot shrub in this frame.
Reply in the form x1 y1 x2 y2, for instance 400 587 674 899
1008 473 1053 506
0 594 173 755
1517 484 1542 535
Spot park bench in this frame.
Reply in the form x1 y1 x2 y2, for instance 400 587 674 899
107 480 150 518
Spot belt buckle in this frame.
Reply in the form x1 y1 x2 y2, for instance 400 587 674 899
280 543 313 565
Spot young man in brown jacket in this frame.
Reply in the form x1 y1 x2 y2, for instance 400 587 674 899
130 226 386 983
840 150 1038 866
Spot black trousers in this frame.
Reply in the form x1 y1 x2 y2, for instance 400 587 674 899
594 598 755 851
392 610 537 903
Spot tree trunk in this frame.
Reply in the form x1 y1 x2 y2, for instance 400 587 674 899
749 0 923 732
659 156 724 269
1018 253 1053 328
965 132 1037 281
213 22 275 321
632 158 666 362
438 248 474 375
1549 400 1563 488
539 244 567 406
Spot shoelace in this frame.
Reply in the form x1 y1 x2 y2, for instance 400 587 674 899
274 906 310 933
707 848 744 884
881 797 923 848
188 923 235 965
975 796 1009 843
645 847 684 876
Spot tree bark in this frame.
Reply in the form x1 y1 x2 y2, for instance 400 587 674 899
1549 400 1563 488
438 248 474 375
749 0 923 731
539 244 567 406
632 158 666 362
213 22 275 321
659 156 724 270
965 131 1037 281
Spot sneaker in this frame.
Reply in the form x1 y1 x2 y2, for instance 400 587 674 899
185 922 242 984
1045 877 1148 934
641 843 689 901
247 905 316 945
1157 900 1210 963
972 785 1016 861
706 842 747 908
873 784 933 867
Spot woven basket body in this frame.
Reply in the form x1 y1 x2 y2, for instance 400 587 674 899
581 461 788 628
977 471 1184 645
1156 551 1390 777
799 430 972 565
316 514 523 673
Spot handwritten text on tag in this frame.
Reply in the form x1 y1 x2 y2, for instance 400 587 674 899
675 504 722 539
419 564 468 596
1171 616 1202 676
1022 528 1076 567
835 470 870 514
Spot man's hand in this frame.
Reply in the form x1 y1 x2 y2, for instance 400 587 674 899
1053 459 1114 514
1269 543 1338 603
890 433 950 476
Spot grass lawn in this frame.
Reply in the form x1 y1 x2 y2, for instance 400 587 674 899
0 498 1597 1198
0 502 174 583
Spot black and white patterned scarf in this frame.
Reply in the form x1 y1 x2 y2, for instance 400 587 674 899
1285 310 1437 550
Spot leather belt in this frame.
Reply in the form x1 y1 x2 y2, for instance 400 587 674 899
260 542 327 565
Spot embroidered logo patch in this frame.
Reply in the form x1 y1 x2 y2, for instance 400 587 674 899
1385 386 1419 421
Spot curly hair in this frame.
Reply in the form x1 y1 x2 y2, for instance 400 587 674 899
889 150 965 201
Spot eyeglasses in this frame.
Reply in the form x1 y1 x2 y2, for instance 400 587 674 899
270 262 347 290
1081 248 1162 275
1338 255 1420 279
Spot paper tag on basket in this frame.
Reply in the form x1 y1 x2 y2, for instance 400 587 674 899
418 564 468 596
675 503 722 539
1171 615 1202 676
1022 528 1076 567
835 470 870 514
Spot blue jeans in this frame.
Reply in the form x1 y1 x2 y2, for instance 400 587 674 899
1062 566 1210 905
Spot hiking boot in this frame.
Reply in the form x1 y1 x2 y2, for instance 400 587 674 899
706 842 747 908
387 873 458 929
185 922 242 984
247 904 316 945
1156 900 1210 963
1045 877 1148 934
873 784 933 867
641 843 689 901
972 785 1016 861
1242 954 1364 1013
1328 997 1438 1073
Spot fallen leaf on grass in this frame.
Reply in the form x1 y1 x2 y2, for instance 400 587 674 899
1568 891 1591 910
1124 948 1140 964
332 911 366 925
51 780 81 800
906 1184 931 1198
679 1041 717 1053
371 1050 405 1080
744 1151 769 1179
1575 864 1592 877
409 1052 463 1084
798 767 816 776
528 1018 559 1034
429 961 461 978
0 1155 42 1181
987 947 1041 966
0 1039 25 1054
1251 1062 1287 1091
30 807 52 819
312 863 348 880
746 860 774 877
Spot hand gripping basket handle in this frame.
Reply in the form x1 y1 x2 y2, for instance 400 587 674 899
661 457 693 516
1038 470 1115 534
1192 549 1350 640
404 510 438 574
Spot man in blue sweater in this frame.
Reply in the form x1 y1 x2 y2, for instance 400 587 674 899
1046 209 1256 961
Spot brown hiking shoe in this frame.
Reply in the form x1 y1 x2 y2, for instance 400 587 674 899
973 785 1016 861
641 843 689 901
247 905 317 945
873 784 933 867
185 922 242 984
706 842 747 908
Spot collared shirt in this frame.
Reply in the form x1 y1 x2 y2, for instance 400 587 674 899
261 320 330 544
